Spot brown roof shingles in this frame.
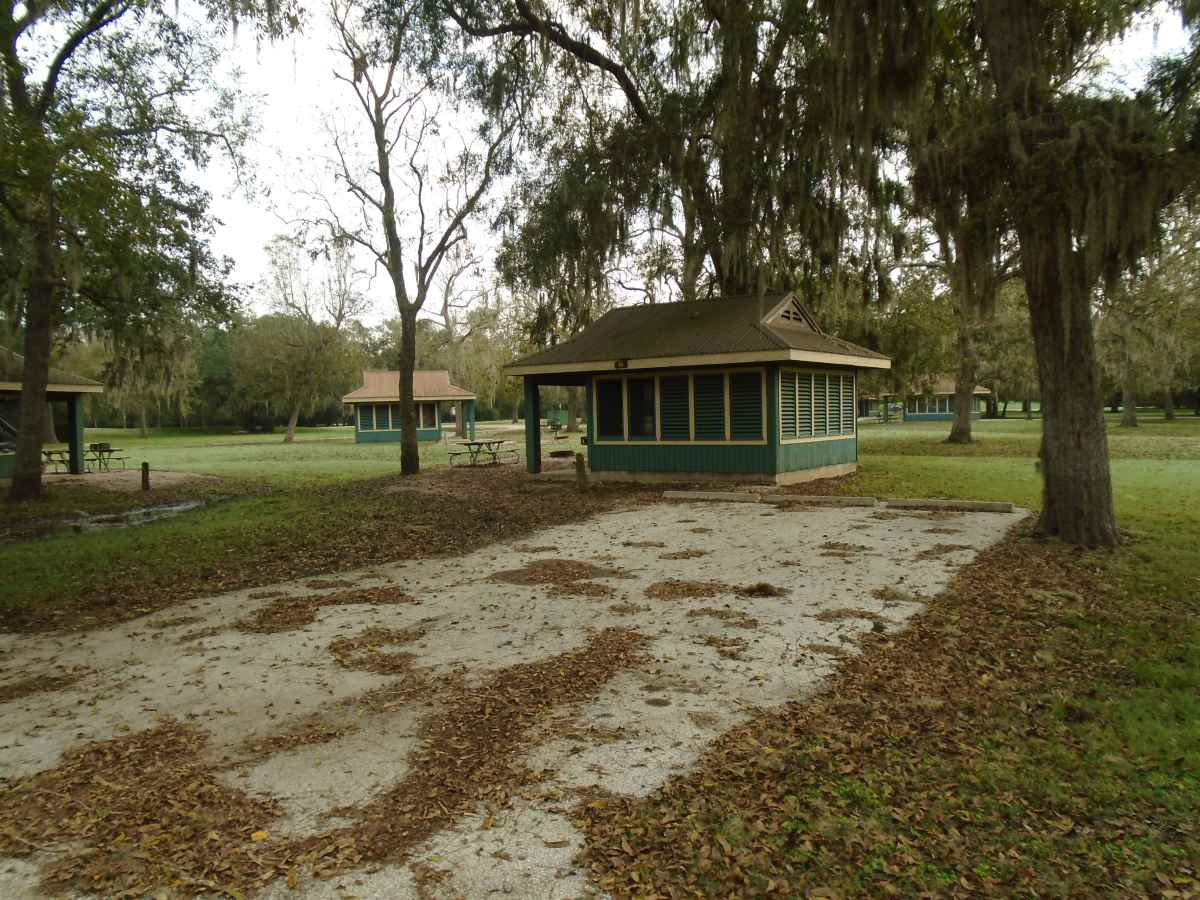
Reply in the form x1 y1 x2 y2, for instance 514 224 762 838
342 370 475 403
506 296 888 371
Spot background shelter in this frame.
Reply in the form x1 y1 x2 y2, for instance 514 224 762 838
890 376 990 422
505 295 891 484
342 370 476 443
0 348 103 477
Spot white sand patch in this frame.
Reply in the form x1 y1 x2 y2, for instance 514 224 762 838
0 500 1024 898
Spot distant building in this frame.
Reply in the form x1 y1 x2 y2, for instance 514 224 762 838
504 294 891 484
342 370 476 443
897 376 990 422
1 347 104 477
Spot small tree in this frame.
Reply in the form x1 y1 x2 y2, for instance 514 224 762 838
313 0 513 475
231 238 365 440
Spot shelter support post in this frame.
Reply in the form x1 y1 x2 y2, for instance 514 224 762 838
467 400 476 439
455 400 466 437
524 380 541 474
67 395 84 475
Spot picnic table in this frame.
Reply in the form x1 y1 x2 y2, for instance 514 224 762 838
87 443 127 471
41 448 71 473
449 438 518 466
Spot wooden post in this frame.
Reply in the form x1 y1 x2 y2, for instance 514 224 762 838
524 379 541 474
141 461 150 491
574 452 588 491
66 395 85 475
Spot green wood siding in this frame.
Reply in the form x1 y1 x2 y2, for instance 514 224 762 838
589 442 774 474
775 435 857 472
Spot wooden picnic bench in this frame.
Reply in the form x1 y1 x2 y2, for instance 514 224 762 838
449 438 520 466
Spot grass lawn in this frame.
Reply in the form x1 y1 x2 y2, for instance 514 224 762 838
2 414 1198 894
74 423 585 484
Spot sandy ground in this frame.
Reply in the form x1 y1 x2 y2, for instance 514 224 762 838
0 499 1025 899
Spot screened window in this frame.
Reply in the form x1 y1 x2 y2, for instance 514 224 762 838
729 372 764 440
780 371 798 439
359 405 374 430
659 376 690 440
376 403 391 430
781 369 855 439
627 378 656 439
418 402 437 429
692 374 726 440
596 379 625 440
797 373 814 436
841 375 855 434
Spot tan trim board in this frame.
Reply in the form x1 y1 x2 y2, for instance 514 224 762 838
777 434 857 445
344 394 476 403
505 349 890 376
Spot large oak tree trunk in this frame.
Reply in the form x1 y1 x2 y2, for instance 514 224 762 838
1024 244 1119 547
398 307 420 476
565 390 579 433
947 317 977 443
8 219 55 502
1120 352 1138 428
1163 388 1175 421
284 403 301 443
42 403 58 443
981 0 1119 548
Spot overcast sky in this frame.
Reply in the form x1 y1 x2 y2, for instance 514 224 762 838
198 6 1193 326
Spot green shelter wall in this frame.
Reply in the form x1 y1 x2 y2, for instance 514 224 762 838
577 365 857 476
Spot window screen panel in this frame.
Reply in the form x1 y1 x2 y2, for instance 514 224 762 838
828 376 841 434
659 376 690 440
595 380 625 440
729 372 763 440
389 404 400 429
797 373 813 436
780 371 797 439
692 374 726 440
376 404 390 430
360 405 374 430
627 377 656 439
813 374 828 435
842 375 855 433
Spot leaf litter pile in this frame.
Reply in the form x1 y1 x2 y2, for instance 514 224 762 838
234 585 418 634
0 628 651 897
573 526 1198 896
646 579 787 601
490 558 623 600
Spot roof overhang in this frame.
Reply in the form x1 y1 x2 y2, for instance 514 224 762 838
505 349 891 377
0 381 104 394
